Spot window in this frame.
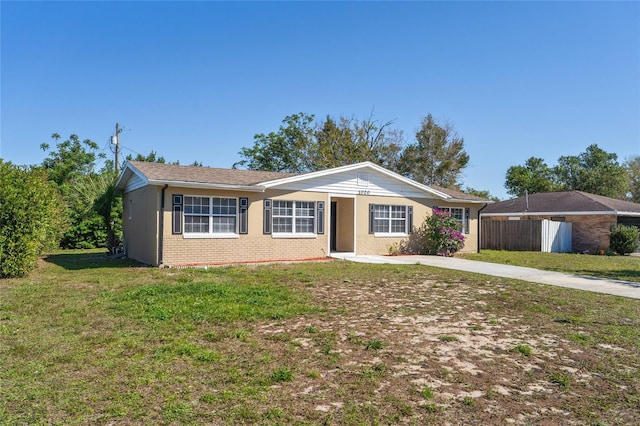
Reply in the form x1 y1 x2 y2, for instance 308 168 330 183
370 204 409 234
212 197 237 233
272 200 315 235
439 207 470 234
184 196 237 236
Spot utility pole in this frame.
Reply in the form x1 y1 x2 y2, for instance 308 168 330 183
112 123 122 174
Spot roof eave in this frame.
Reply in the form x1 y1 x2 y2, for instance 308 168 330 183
447 198 494 204
617 211 640 217
146 179 266 192
480 211 619 217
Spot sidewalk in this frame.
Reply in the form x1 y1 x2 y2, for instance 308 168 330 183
330 253 640 300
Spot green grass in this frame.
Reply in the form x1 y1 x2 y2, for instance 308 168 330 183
511 343 533 356
547 371 571 390
365 339 385 350
270 367 294 383
1 250 639 425
458 250 640 282
420 386 435 400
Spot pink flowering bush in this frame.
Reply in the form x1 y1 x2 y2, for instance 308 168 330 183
424 208 465 256
392 208 465 256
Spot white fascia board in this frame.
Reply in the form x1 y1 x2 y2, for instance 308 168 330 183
447 198 494 205
115 169 128 189
116 163 149 192
617 211 640 217
259 161 452 200
146 179 266 192
480 211 619 217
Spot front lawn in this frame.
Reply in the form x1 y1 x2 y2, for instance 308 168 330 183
458 250 640 282
1 251 639 424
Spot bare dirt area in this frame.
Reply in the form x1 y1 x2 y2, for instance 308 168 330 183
251 266 640 425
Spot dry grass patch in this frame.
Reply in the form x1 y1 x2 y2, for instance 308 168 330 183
0 250 638 424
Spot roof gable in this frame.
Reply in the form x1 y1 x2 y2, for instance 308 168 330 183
482 191 640 215
259 162 452 199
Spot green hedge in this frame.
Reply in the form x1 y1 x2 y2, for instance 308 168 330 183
609 224 639 255
0 161 67 277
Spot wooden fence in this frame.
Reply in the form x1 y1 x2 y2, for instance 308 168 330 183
481 220 572 252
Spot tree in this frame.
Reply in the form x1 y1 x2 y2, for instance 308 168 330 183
234 113 316 172
351 113 404 171
463 187 501 202
125 151 168 164
313 116 347 169
554 144 627 199
504 157 557 197
40 133 108 248
0 161 67 277
396 115 469 188
624 155 640 203
61 174 109 249
125 151 189 166
313 114 403 170
40 133 104 193
69 172 122 252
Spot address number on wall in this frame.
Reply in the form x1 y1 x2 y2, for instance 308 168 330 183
358 190 371 195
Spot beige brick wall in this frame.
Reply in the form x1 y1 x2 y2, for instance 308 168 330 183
124 185 484 266
161 188 329 266
354 196 481 255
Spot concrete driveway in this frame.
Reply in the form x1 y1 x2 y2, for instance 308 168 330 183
331 253 640 300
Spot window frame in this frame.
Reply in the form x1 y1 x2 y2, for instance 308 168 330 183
371 204 410 236
183 195 239 239
438 206 469 234
271 200 317 238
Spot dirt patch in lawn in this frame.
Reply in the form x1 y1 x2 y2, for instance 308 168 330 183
250 269 639 425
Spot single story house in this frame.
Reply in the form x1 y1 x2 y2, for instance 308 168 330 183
115 161 490 267
480 190 640 253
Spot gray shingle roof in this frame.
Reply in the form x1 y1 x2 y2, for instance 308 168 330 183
429 185 491 202
128 161 297 186
122 161 492 203
482 191 640 214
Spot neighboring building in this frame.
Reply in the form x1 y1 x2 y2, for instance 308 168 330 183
115 161 489 267
480 191 640 253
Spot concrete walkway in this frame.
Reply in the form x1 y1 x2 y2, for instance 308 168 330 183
330 253 640 300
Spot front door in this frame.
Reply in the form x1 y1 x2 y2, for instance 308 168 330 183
329 197 354 252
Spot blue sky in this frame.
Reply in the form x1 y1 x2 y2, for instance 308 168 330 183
1 1 638 199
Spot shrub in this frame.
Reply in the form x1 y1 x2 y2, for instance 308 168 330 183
609 224 639 255
396 208 465 256
424 208 465 256
0 162 68 277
